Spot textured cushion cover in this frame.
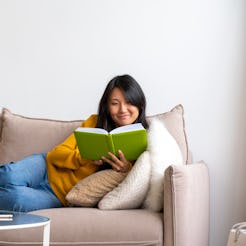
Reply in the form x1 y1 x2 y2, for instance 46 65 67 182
98 151 151 210
65 169 127 207
0 108 82 163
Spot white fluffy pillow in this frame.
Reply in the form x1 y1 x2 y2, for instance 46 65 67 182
142 119 183 211
98 151 151 210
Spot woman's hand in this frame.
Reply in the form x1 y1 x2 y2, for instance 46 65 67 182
94 150 132 173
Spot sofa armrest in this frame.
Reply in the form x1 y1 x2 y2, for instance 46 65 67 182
163 161 209 246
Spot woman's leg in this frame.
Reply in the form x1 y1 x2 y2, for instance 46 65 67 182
0 184 62 212
0 153 63 212
0 153 47 187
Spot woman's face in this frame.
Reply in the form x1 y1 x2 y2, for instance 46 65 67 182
108 87 139 127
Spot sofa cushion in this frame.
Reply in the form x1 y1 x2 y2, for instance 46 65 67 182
0 108 82 163
0 208 163 245
65 169 127 207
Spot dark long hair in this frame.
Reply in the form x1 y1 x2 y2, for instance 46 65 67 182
96 74 148 131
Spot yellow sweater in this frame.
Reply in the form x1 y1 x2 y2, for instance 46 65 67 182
46 115 99 206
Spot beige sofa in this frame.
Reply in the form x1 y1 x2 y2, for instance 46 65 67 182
0 105 209 246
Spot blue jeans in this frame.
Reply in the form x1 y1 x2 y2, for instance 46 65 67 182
0 153 62 212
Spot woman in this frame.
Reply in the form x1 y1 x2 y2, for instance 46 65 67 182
0 74 148 212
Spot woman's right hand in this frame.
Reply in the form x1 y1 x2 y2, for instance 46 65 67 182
93 151 132 173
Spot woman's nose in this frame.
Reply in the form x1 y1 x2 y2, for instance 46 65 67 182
119 103 127 112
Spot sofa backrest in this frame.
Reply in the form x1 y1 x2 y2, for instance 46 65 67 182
0 105 189 164
0 108 83 163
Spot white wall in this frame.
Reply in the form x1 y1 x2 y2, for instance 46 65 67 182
1 0 246 245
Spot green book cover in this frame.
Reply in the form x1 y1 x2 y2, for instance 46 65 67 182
74 123 147 161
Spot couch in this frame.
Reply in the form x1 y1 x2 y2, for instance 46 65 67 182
0 105 209 246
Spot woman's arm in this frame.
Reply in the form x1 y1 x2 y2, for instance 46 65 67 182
46 115 98 170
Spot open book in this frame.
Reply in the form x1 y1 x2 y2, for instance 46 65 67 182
74 123 147 161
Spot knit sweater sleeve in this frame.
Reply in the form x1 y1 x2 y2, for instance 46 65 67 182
46 115 98 170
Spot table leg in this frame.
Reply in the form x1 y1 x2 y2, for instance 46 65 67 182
43 222 50 246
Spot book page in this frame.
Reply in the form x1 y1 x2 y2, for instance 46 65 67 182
75 127 108 134
110 123 144 134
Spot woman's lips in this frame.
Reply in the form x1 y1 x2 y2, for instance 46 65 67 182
117 114 130 120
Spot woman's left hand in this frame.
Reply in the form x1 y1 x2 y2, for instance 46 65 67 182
101 150 132 173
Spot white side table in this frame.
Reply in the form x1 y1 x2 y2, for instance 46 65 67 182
0 210 50 246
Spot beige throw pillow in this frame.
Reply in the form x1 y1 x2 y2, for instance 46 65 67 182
65 169 127 207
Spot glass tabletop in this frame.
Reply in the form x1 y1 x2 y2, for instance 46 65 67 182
0 210 49 227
